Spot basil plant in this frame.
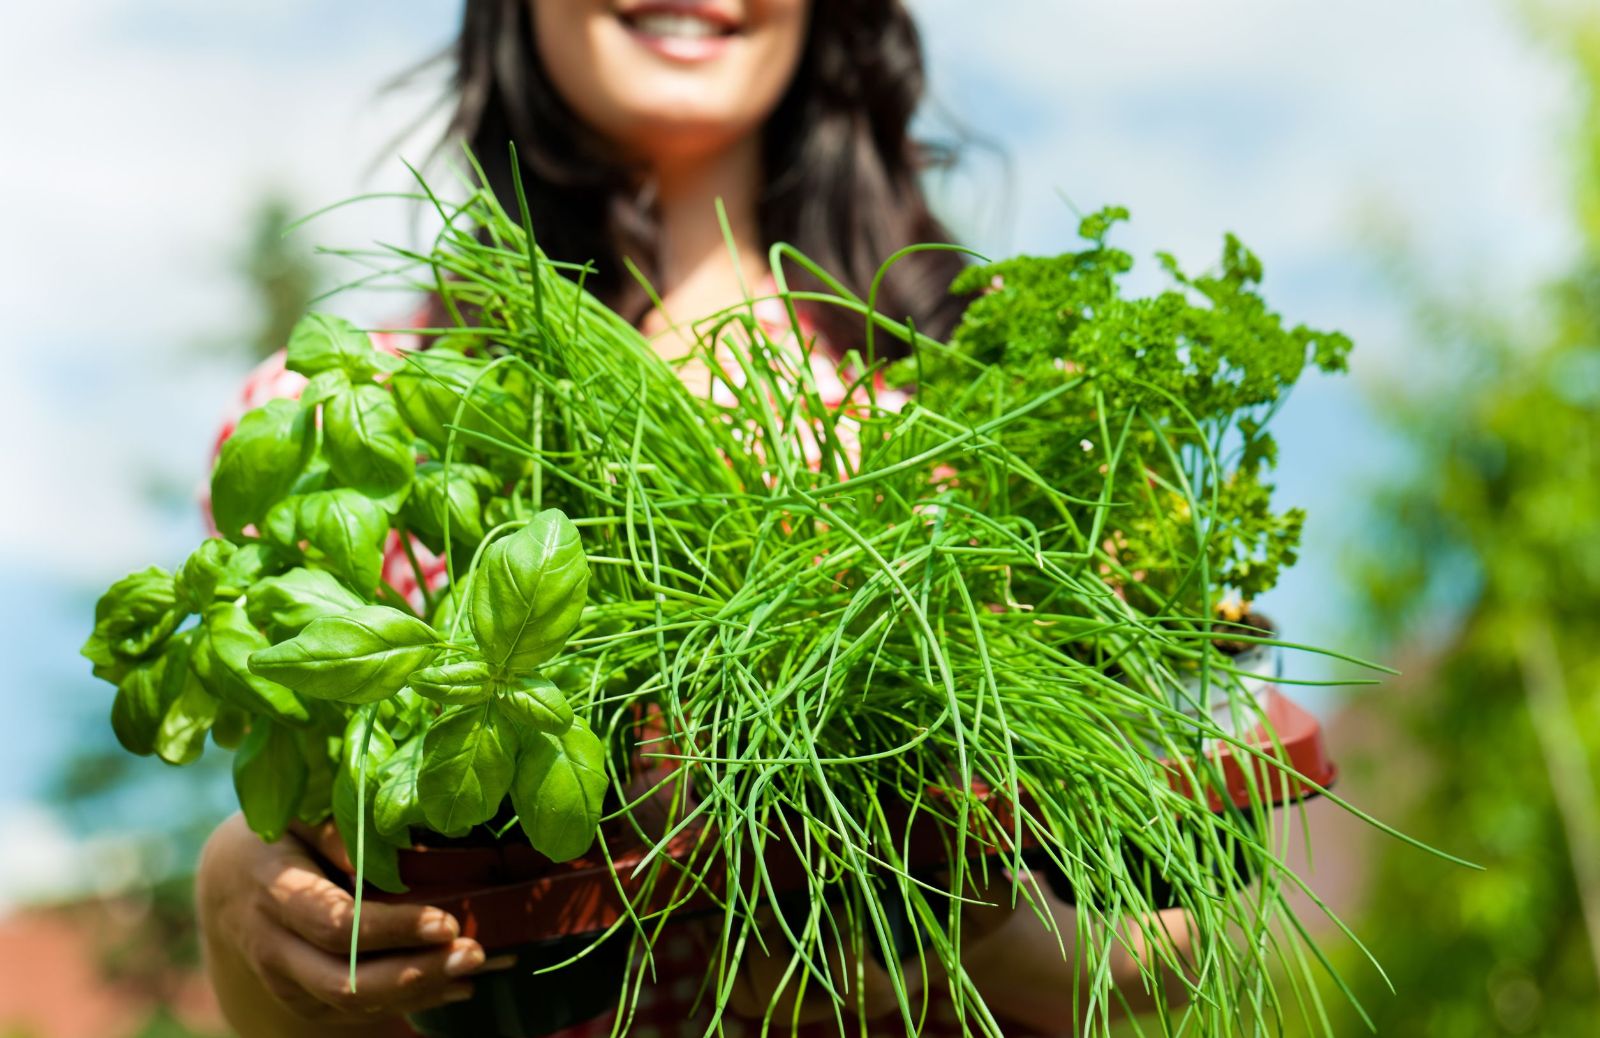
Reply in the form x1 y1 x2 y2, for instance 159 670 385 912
82 314 605 891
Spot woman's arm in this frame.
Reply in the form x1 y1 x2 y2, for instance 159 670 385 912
196 814 513 1038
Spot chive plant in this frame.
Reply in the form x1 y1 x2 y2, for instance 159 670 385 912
82 158 1434 1036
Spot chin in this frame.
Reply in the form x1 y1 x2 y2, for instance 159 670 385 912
626 111 756 164
599 70 766 160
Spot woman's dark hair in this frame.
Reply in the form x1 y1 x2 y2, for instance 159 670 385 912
444 0 968 355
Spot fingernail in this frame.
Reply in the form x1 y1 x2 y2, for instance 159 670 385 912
481 954 517 973
445 942 486 977
419 911 459 943
443 985 475 1004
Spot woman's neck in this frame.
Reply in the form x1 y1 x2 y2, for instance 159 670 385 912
640 136 769 366
654 135 764 290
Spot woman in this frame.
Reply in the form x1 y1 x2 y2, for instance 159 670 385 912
197 2 1193 1034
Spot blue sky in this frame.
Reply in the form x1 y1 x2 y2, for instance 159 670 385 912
0 0 1574 904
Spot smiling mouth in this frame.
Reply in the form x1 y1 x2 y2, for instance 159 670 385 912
618 8 739 42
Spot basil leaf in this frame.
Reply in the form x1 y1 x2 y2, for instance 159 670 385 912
227 542 278 585
300 491 390 590
383 687 429 743
211 703 249 749
543 660 596 697
88 566 183 663
483 495 518 531
234 721 307 842
245 567 365 640
248 605 440 705
469 363 533 462
374 736 426 840
176 539 275 614
110 655 170 756
392 346 488 451
300 368 352 407
212 399 315 537
418 703 515 836
299 489 388 594
149 633 214 766
175 539 235 613
430 582 467 634
512 718 607 862
470 510 590 673
191 603 310 725
392 346 532 457
402 461 489 554
496 676 574 735
290 461 334 497
156 679 219 766
296 727 337 825
264 490 390 593
81 631 132 686
410 659 495 706
333 709 406 893
286 313 401 379
261 495 300 549
342 708 396 778
324 384 416 503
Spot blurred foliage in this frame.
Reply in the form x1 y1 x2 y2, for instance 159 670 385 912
54 187 320 828
1325 3 1600 1034
238 195 320 362
28 191 321 1031
132 1007 222 1038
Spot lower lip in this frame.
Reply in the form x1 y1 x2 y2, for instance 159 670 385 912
624 24 736 63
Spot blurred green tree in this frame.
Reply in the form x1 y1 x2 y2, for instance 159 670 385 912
37 192 320 1038
57 189 320 825
237 195 321 361
1329 4 1600 1033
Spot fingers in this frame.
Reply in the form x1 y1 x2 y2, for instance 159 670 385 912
261 926 517 1018
254 839 461 955
289 818 354 873
1119 907 1197 997
202 813 521 1029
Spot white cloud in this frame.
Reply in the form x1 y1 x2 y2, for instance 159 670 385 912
0 1 454 584
0 804 84 911
0 801 184 912
916 0 1573 353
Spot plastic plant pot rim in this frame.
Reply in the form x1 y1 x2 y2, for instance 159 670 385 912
334 688 1334 951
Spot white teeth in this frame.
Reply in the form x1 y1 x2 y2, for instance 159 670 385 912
629 12 723 39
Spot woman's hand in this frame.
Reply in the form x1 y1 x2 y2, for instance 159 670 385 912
725 871 1193 1036
196 813 514 1037
725 909 921 1026
725 870 1014 1027
958 884 1196 1035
